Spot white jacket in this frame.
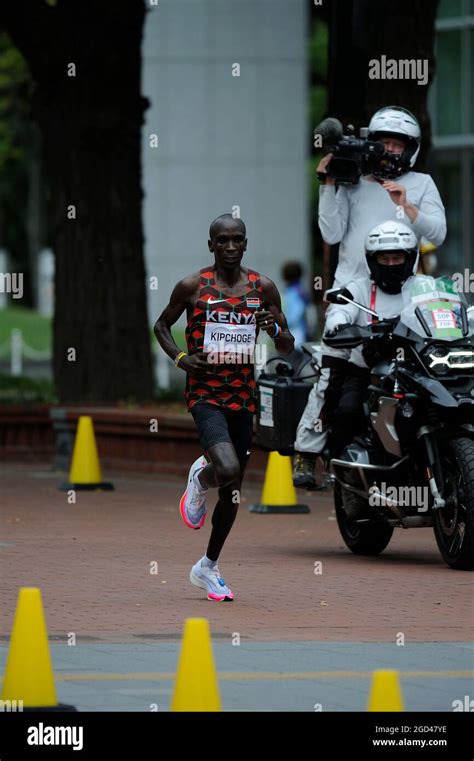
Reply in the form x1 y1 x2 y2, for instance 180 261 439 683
319 173 446 287
324 277 411 368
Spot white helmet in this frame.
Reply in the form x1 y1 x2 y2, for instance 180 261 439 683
367 106 421 178
365 220 419 254
365 221 419 293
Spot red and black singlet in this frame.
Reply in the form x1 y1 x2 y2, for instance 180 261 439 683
185 266 264 412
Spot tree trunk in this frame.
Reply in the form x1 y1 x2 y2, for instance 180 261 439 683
362 0 439 170
0 0 154 402
26 124 42 308
327 0 367 124
327 0 438 168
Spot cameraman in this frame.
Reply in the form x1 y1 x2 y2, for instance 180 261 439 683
293 106 446 489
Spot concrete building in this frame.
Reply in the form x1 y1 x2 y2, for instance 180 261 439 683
428 0 474 273
141 0 309 339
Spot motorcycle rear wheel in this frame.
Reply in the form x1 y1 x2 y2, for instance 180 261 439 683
334 482 393 556
434 437 474 571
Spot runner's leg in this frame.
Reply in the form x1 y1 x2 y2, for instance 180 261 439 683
205 408 253 561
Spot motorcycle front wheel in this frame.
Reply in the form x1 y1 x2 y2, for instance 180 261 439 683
334 482 393 556
434 437 474 571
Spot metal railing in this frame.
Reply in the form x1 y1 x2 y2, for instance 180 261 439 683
0 329 51 376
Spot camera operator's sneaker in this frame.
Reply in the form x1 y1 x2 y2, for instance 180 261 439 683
292 452 317 489
179 456 208 529
190 558 234 602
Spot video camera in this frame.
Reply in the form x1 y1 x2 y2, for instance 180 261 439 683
314 117 384 185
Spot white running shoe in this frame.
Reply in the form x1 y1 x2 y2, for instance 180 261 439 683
190 558 234 602
179 456 208 529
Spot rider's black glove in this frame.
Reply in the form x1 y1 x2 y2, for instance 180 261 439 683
324 322 351 339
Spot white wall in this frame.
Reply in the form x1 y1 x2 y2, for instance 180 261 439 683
141 0 309 328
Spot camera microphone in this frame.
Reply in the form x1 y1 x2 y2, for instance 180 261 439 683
314 117 344 151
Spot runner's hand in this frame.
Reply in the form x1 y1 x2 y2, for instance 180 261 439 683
255 306 276 334
179 351 210 375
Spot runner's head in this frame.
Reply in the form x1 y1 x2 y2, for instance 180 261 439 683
365 221 419 294
208 214 247 269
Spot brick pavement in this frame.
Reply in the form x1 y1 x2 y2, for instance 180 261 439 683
1 463 472 644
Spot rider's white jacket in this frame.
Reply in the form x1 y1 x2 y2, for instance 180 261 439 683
324 277 416 368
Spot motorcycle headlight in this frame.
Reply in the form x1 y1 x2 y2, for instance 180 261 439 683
426 346 474 375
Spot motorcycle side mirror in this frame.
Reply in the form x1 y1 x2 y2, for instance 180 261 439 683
324 288 354 304
324 287 380 319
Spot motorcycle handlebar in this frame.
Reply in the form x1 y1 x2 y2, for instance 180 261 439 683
323 319 399 348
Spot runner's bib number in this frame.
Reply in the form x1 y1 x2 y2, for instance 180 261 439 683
203 322 256 356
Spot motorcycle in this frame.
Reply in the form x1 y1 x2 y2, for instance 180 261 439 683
323 276 474 570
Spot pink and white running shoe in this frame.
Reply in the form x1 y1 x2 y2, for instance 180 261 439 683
189 558 234 602
179 456 208 529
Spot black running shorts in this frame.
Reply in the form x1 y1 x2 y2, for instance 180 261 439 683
190 403 254 461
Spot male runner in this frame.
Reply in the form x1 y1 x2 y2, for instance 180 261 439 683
154 214 294 601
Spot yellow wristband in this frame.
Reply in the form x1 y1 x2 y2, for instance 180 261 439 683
174 351 187 367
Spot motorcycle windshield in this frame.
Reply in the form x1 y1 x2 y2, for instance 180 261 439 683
400 276 470 341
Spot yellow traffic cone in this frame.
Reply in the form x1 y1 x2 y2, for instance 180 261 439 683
60 415 113 491
1 588 76 711
368 670 404 711
249 451 310 513
171 618 221 711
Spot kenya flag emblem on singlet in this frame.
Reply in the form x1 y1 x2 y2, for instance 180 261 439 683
246 297 260 308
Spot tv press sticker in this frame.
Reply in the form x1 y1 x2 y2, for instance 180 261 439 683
432 309 456 330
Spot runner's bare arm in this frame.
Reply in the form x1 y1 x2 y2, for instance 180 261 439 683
258 275 295 355
154 274 209 373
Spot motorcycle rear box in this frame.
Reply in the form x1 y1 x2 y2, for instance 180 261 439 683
255 374 312 456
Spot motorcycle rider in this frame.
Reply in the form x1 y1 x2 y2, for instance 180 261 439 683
293 106 446 488
322 219 420 459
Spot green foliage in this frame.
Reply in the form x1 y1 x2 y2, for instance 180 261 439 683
154 386 184 402
0 32 31 188
309 84 327 133
0 373 56 403
309 22 328 81
308 18 329 261
0 306 52 355
0 33 33 303
0 307 181 359
170 326 185 348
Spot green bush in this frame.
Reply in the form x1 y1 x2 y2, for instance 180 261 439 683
0 373 57 403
